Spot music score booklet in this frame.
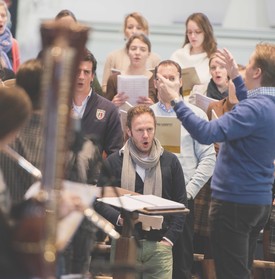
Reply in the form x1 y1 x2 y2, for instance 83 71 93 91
98 194 185 213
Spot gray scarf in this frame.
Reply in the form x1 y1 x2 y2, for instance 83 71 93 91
120 138 164 197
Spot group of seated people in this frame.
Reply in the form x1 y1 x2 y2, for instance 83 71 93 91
0 4 275 279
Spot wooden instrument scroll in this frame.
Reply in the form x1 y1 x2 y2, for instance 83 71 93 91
11 21 89 278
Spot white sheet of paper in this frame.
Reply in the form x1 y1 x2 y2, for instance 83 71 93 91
195 93 219 112
117 75 148 105
98 194 185 212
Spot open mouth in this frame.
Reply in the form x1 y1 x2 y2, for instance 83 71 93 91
142 141 149 147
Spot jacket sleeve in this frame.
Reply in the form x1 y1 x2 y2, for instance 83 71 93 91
103 106 123 156
163 154 187 244
11 39 20 73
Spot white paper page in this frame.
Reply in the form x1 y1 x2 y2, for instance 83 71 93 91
99 196 148 212
99 194 185 212
195 93 218 112
117 75 148 105
130 195 185 210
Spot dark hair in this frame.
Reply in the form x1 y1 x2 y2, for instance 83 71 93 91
0 86 32 140
55 9 77 22
124 12 149 35
254 43 275 87
126 105 156 130
154 60 182 79
183 13 217 58
82 49 97 74
16 59 42 110
126 33 151 53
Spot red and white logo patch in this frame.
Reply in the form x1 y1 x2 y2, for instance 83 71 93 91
96 109 106 120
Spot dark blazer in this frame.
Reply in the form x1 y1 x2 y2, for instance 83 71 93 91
95 149 187 244
81 91 123 156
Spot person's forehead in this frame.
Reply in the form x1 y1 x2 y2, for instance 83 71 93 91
158 64 178 74
132 113 154 124
79 61 93 69
126 16 139 26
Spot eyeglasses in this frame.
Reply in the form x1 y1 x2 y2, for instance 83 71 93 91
186 30 203 36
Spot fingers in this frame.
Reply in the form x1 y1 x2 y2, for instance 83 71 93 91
137 96 154 106
112 92 129 107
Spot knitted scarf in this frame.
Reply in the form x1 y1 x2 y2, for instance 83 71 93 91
0 28 12 70
120 138 164 197
206 78 228 100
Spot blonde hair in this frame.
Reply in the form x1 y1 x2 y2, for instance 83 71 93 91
124 12 149 35
0 1 11 27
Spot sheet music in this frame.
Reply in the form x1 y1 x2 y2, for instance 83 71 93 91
195 93 219 113
181 67 201 91
155 115 181 153
98 194 185 212
117 75 148 105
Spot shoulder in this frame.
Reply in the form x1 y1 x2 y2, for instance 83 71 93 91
161 150 180 163
11 38 19 47
185 101 208 119
171 48 184 59
148 51 161 64
105 150 122 165
108 72 119 83
106 48 125 60
93 93 116 108
150 103 158 111
90 93 119 115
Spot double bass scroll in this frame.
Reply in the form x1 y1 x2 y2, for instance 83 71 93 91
12 21 89 279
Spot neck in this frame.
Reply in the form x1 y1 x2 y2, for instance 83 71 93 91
126 64 147 76
217 83 228 93
190 46 204 55
74 91 90 105
161 100 172 110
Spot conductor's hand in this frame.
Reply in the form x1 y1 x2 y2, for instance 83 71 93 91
156 73 181 103
216 48 239 80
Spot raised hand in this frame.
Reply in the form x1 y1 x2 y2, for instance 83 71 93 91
156 73 181 104
216 48 240 80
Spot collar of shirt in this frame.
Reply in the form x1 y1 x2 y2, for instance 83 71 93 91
248 87 275 98
72 89 93 118
158 96 183 113
158 101 174 113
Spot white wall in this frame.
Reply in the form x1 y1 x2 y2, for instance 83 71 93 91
16 0 275 82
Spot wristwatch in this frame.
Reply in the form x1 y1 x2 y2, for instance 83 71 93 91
170 98 180 107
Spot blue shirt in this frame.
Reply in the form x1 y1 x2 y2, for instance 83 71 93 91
173 86 275 205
